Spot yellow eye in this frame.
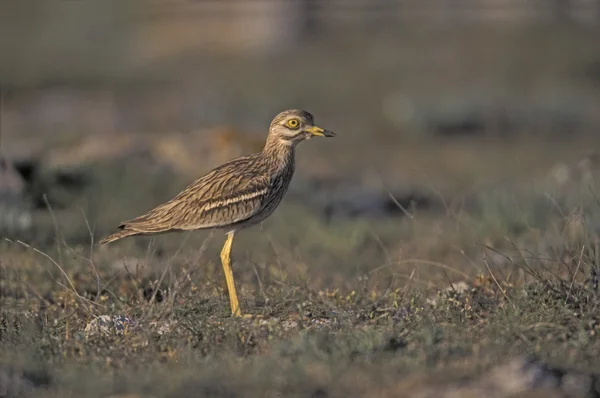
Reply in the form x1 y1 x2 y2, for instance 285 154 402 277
286 118 300 129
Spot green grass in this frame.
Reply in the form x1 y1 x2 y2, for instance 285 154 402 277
2 146 600 397
2 10 600 396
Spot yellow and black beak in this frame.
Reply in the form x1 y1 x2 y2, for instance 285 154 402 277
305 126 336 137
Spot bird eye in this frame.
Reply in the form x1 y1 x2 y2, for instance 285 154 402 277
286 118 300 129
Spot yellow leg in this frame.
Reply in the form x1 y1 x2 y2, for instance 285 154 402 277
220 232 241 316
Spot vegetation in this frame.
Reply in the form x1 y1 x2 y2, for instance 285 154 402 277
2 5 600 396
2 145 600 397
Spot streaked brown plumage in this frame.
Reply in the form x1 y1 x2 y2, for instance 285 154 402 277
99 109 335 316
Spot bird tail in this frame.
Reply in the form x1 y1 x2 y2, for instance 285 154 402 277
99 202 180 245
98 228 141 245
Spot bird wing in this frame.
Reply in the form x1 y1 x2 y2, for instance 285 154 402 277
119 156 270 232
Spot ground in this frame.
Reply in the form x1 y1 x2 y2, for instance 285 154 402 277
2 134 600 398
1 15 600 398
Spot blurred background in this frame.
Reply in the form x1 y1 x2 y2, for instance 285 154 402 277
4 4 600 395
1 0 600 255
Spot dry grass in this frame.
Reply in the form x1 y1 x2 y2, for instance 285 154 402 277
2 137 600 397
2 10 600 397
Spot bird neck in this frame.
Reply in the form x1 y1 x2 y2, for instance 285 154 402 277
262 137 295 170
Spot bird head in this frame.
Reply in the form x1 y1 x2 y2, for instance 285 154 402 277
268 109 335 146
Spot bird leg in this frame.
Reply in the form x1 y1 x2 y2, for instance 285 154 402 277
220 232 241 316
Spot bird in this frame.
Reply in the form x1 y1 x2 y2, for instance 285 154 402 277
99 109 335 316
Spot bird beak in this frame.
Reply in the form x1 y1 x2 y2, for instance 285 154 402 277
305 126 336 137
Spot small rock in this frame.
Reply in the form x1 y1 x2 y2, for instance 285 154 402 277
281 319 299 331
296 181 434 222
481 356 561 394
84 315 137 338
306 317 337 330
149 320 176 336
